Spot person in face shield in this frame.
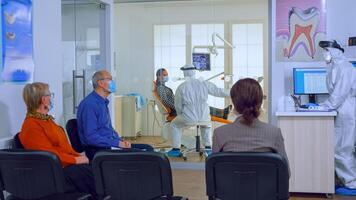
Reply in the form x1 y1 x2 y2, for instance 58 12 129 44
155 68 231 119
167 64 230 157
319 40 356 189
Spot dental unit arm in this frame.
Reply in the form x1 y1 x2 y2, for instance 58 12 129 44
192 33 235 56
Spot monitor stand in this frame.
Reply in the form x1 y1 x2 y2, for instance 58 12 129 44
309 94 316 104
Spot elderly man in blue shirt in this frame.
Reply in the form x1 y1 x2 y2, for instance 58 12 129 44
77 70 153 160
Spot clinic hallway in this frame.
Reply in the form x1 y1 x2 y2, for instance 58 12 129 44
172 169 355 200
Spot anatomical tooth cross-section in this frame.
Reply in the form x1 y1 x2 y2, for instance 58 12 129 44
286 7 319 59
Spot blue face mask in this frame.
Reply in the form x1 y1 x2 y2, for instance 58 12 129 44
49 96 54 111
108 80 117 93
45 94 54 111
163 76 169 82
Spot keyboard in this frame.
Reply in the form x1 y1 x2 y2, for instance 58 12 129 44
297 106 330 112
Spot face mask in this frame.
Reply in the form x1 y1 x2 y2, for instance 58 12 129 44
108 80 117 93
45 95 54 111
163 76 169 82
49 96 54 111
322 51 332 63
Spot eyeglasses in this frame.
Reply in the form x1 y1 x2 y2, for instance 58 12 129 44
44 92 54 98
100 77 112 81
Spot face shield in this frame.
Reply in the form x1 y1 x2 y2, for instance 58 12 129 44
319 40 345 63
180 64 196 78
319 40 344 53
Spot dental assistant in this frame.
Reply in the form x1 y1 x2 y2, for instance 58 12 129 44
319 40 356 189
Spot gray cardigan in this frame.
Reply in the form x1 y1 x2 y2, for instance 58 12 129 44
213 118 290 174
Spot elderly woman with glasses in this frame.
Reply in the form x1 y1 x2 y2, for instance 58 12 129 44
19 82 97 198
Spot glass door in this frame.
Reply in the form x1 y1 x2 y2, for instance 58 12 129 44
62 0 111 123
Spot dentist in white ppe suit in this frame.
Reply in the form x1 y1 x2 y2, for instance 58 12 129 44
319 40 356 189
167 64 229 157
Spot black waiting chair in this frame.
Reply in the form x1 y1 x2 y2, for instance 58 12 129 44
12 133 24 149
65 119 84 153
0 149 91 200
0 133 22 200
92 151 187 200
205 152 289 200
0 178 4 200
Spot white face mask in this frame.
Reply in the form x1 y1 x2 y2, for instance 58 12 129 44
322 51 332 63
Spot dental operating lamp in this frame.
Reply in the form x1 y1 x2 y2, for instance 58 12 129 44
192 32 235 56
190 33 235 86
172 33 235 82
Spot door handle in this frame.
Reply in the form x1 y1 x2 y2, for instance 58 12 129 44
72 69 86 114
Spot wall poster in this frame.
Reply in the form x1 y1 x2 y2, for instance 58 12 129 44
276 0 326 62
1 0 33 84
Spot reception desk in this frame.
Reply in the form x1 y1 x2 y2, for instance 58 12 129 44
276 111 337 195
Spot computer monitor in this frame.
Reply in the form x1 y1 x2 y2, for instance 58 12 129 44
293 68 328 103
351 61 356 68
192 53 211 71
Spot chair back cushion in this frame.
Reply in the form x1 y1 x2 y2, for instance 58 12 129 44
206 152 289 200
12 133 24 149
93 151 174 200
65 119 84 153
0 150 65 199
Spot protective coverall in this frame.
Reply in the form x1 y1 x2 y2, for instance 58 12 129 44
320 45 356 188
170 64 229 149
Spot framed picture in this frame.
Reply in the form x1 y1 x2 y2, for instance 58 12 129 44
1 0 33 83
276 0 326 62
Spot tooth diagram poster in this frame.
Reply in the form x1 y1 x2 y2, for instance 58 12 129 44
276 0 326 62
1 0 33 83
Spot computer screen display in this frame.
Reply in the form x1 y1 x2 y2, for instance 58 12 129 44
192 53 211 71
293 68 328 95
351 61 356 68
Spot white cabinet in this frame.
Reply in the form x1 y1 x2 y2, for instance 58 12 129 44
114 96 142 138
276 111 337 194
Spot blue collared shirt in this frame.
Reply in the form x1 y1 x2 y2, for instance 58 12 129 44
77 91 120 148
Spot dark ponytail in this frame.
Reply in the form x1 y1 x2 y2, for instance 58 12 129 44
230 78 263 125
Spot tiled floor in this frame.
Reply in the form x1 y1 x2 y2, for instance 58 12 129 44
172 169 355 200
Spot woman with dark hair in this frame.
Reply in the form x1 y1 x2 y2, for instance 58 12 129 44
155 68 177 116
212 78 289 171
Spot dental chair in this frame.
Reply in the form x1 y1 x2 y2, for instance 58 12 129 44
152 82 176 144
152 81 175 124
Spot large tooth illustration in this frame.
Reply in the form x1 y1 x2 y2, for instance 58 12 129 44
286 7 319 58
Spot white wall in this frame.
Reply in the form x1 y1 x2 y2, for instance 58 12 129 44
0 0 63 146
270 0 356 125
114 1 268 134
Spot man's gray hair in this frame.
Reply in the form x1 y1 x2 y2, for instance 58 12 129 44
92 71 105 89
